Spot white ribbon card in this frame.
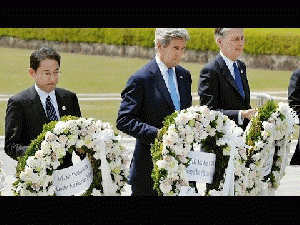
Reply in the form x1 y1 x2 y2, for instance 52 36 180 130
53 156 93 196
186 151 216 184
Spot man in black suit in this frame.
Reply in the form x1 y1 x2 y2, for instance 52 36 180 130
288 69 300 165
5 47 82 169
117 28 192 195
198 28 256 130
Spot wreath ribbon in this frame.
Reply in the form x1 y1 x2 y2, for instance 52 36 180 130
222 135 247 196
95 138 118 196
100 148 118 195
222 148 235 196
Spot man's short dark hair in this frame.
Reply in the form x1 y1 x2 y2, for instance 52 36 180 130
30 47 61 71
214 28 231 39
215 28 243 39
215 28 224 37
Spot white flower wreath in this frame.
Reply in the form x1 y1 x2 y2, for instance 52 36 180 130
151 106 247 196
238 101 299 196
13 116 130 196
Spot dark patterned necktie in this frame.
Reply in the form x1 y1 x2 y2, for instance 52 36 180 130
46 96 58 121
233 63 245 99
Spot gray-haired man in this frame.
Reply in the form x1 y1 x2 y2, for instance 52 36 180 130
117 28 192 195
198 28 256 130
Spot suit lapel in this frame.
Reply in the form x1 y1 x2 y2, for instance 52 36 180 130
217 55 245 100
55 89 68 117
149 59 175 111
28 85 49 124
175 67 187 110
153 70 175 111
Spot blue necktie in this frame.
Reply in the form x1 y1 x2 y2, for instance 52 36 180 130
46 96 58 121
167 68 180 111
233 63 245 99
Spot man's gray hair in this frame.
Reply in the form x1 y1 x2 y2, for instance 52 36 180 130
155 28 190 50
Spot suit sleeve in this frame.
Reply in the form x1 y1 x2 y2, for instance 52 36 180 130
4 98 28 160
186 71 193 108
198 67 240 123
73 93 81 117
288 70 300 116
116 76 159 145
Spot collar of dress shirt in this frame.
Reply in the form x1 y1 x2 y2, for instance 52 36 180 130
155 55 175 76
220 51 238 79
34 83 56 107
155 55 177 83
155 55 180 101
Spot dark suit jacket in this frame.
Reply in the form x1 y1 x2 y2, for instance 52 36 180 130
288 69 300 116
288 69 300 161
116 58 192 185
198 54 251 130
5 85 81 163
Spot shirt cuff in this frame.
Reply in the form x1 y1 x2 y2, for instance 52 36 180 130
238 110 244 125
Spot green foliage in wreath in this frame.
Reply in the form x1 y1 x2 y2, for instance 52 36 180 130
13 115 128 196
242 100 298 194
151 106 245 196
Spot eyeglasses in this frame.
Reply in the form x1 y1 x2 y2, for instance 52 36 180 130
37 71 60 77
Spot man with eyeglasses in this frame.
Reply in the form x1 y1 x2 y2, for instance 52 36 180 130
5 47 82 169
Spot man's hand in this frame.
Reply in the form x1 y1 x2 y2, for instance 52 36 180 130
241 108 258 120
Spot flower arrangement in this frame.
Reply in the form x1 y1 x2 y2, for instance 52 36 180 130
238 100 299 196
0 160 5 196
151 105 246 196
13 116 129 196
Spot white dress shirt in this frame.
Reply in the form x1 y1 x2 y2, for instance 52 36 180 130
155 55 180 103
219 51 243 125
34 83 60 120
220 51 240 79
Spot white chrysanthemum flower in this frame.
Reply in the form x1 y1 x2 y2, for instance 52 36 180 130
160 179 173 195
175 111 193 126
45 131 58 142
41 140 52 155
163 134 175 147
53 121 68 135
67 134 78 147
91 188 103 196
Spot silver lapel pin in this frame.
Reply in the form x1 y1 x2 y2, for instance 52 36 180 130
62 106 67 111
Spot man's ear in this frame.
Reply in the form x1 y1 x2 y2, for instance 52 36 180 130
156 41 163 50
215 37 222 47
29 68 36 79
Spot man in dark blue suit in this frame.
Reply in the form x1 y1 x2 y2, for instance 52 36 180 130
117 28 192 196
198 28 256 130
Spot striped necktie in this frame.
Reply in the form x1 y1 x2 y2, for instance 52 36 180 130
46 96 58 121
